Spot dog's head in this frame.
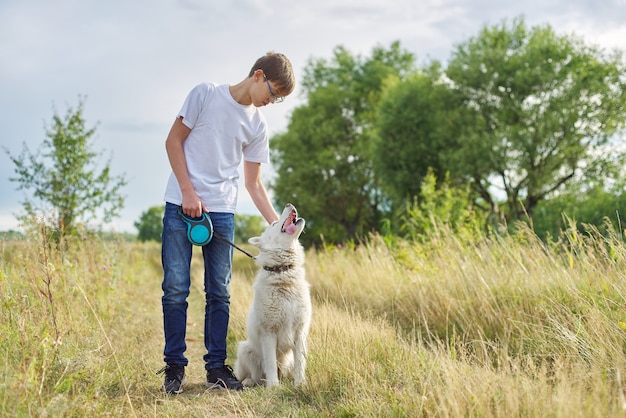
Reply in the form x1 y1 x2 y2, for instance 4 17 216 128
249 203 305 251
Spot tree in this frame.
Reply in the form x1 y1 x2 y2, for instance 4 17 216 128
135 205 164 242
375 62 469 206
445 17 626 220
235 214 265 244
271 42 416 246
390 170 482 241
531 176 626 240
6 98 127 236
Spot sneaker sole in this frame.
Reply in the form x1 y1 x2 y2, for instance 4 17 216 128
206 379 243 391
206 379 226 390
162 376 187 394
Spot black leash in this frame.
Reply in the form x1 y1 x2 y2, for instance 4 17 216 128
213 233 292 272
212 232 256 259
177 208 256 259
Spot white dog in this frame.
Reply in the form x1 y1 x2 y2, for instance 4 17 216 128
234 204 312 387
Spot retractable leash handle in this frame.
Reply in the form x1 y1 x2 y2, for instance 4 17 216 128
177 208 256 259
178 209 213 246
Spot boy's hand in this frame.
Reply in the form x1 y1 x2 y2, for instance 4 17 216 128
181 191 207 218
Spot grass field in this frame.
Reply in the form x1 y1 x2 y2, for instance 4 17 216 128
2 222 626 417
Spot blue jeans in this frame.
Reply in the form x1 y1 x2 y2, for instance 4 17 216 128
161 202 234 370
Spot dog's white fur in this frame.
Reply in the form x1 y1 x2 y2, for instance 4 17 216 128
234 204 311 387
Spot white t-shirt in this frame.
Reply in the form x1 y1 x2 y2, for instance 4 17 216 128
163 83 269 213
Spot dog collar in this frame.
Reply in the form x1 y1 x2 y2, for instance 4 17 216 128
263 264 294 272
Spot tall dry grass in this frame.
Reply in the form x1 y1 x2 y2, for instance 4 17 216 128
1 221 626 417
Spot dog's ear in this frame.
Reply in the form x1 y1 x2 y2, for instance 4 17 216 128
248 236 261 246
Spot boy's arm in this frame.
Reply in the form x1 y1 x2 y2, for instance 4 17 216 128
244 161 279 224
165 116 207 218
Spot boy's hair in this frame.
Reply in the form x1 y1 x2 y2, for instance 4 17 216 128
249 52 295 97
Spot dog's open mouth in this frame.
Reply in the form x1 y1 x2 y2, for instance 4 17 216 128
281 208 299 235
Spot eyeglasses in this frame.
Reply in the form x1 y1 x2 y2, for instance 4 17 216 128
263 74 284 103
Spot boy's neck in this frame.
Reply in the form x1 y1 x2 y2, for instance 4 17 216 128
229 79 252 106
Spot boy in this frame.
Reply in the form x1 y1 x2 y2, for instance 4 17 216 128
158 52 295 393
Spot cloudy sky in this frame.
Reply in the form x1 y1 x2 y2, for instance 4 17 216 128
1 0 625 233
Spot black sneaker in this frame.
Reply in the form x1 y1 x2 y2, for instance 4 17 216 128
157 364 187 394
206 365 244 391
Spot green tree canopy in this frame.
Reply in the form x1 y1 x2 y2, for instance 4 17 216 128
6 98 127 236
375 62 469 206
235 214 265 244
134 205 164 242
271 42 416 246
445 17 626 219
